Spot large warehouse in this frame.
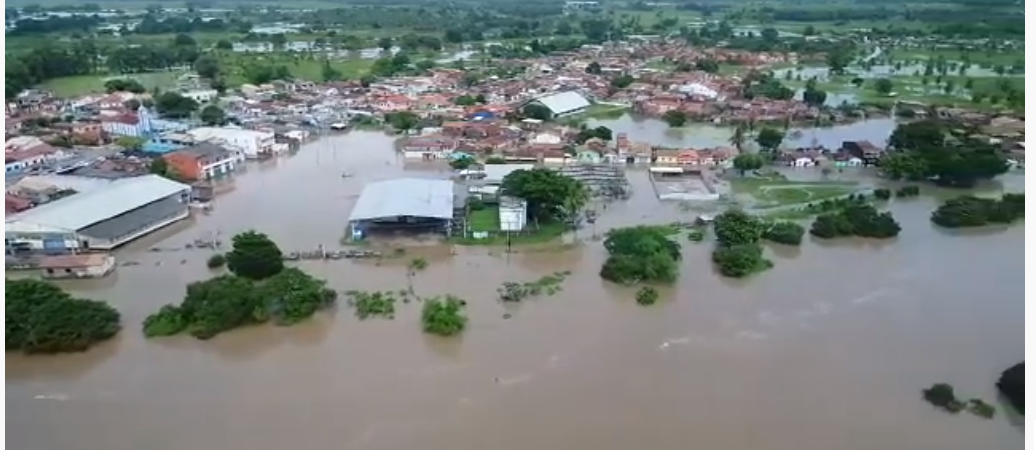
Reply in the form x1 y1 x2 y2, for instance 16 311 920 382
525 91 591 118
347 178 457 240
5 175 192 252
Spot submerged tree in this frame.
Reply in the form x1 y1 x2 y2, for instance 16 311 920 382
421 295 468 336
711 209 771 278
6 278 121 354
225 230 285 280
600 225 682 284
142 269 336 339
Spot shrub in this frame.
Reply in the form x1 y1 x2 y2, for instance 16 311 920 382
142 269 336 339
931 194 1024 228
6 279 121 353
922 383 965 413
712 243 772 278
421 295 468 336
635 286 659 306
896 185 921 197
206 253 226 269
810 204 901 239
600 225 681 284
762 221 805 246
873 188 892 200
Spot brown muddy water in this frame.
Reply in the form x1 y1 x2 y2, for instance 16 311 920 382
7 131 1025 450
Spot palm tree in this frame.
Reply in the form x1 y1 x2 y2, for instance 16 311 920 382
729 124 747 152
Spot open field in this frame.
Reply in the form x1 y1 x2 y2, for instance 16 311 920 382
39 71 188 97
218 55 376 85
730 177 860 209
887 48 1025 67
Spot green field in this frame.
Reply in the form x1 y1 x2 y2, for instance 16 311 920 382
219 55 375 86
887 48 1025 67
467 206 501 232
39 71 188 97
730 177 859 209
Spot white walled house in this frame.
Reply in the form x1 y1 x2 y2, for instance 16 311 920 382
185 127 276 159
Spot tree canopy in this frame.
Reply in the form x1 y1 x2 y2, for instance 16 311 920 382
154 91 199 119
930 193 1024 228
710 209 772 278
500 168 587 223
662 110 688 127
225 231 285 280
881 120 1010 187
732 153 765 175
6 278 121 354
199 104 226 126
600 225 682 284
142 268 337 339
810 204 902 239
755 127 786 152
421 295 467 336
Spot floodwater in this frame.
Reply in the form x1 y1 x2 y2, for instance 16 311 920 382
588 115 898 149
7 131 1025 450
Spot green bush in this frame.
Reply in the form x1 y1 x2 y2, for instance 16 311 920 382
142 268 336 340
421 295 468 336
635 286 659 306
762 221 805 246
810 204 901 239
6 279 121 354
600 225 682 284
206 253 226 269
930 193 1024 228
873 188 892 200
922 383 965 413
712 243 773 278
346 290 397 320
896 185 921 197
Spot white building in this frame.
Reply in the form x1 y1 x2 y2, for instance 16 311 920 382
181 89 219 103
185 127 276 159
527 91 591 118
6 175 192 252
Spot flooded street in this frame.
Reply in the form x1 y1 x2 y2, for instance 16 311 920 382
7 130 1024 450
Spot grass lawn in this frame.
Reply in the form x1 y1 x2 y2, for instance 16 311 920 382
468 205 501 233
455 206 569 246
730 177 859 208
221 54 375 84
887 47 1025 67
38 71 187 97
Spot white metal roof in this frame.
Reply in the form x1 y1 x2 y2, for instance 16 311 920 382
348 178 455 222
6 175 191 233
533 91 591 115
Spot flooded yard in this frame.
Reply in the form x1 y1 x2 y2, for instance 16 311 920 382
6 131 1025 450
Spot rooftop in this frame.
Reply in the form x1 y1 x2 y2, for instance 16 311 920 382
349 178 455 222
6 175 191 233
533 91 591 115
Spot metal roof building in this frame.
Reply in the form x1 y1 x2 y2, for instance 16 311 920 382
529 91 591 118
348 178 456 222
6 175 191 235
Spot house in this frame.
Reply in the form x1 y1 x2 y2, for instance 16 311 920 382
653 148 699 165
5 138 63 173
400 137 458 160
38 254 116 280
181 89 219 103
185 127 276 159
163 142 240 181
842 140 883 165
